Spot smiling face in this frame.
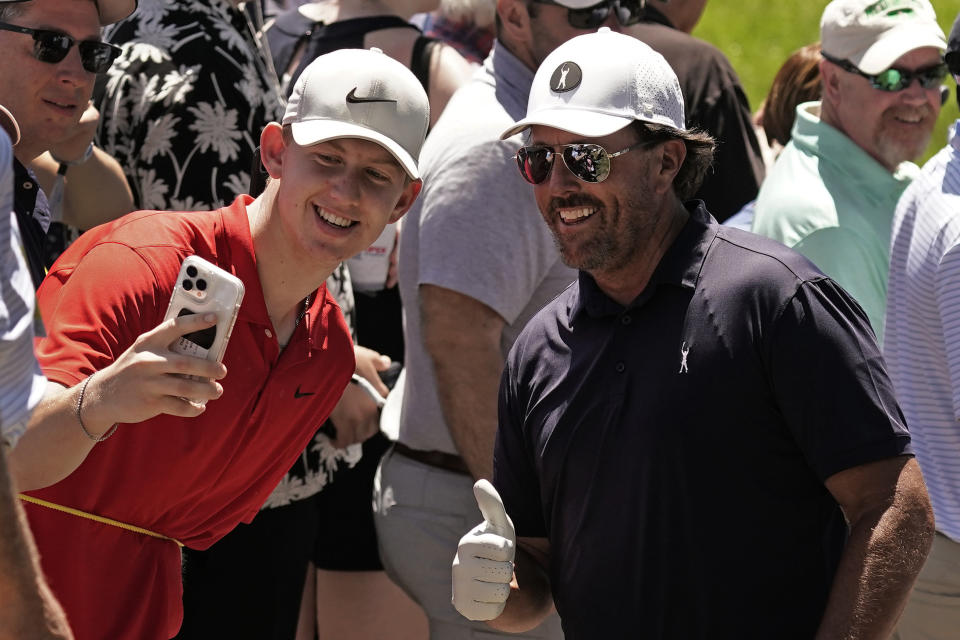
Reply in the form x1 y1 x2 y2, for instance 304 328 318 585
0 0 101 161
260 124 420 273
820 46 943 171
528 124 664 274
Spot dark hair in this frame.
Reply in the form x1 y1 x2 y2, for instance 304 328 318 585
633 121 716 201
760 43 822 147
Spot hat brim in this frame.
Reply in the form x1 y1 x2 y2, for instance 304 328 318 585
500 108 634 141
291 119 420 180
855 24 946 74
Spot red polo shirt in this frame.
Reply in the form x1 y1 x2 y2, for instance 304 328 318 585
24 196 354 640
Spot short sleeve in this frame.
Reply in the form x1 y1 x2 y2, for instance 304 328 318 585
494 360 547 537
1 130 46 446
793 226 888 340
417 140 559 324
768 278 912 481
36 243 164 388
934 242 960 419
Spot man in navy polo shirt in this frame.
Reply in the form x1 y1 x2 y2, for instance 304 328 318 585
451 29 934 639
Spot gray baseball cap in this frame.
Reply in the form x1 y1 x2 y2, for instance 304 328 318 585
282 48 430 180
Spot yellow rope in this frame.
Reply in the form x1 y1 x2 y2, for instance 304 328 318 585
18 494 183 548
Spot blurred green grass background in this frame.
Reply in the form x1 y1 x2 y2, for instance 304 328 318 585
692 0 960 164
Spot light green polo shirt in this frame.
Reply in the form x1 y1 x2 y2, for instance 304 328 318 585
751 101 919 343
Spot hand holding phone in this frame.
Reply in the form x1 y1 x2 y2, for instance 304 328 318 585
163 256 244 396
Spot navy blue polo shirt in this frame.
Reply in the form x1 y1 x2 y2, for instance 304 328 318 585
495 202 912 639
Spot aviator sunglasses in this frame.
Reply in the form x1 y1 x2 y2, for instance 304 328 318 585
0 22 121 74
516 140 656 185
821 52 947 92
531 0 645 29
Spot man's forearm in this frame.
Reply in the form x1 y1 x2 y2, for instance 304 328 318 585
816 462 934 639
421 285 505 480
8 381 99 492
29 149 134 230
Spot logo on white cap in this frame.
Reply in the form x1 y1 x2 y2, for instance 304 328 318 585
550 62 582 93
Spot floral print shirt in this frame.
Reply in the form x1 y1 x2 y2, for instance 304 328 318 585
97 0 285 211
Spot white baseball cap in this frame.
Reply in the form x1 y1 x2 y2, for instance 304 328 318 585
0 0 137 25
821 0 945 74
282 48 430 180
500 28 686 140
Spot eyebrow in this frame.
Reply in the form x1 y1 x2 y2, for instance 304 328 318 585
29 22 103 42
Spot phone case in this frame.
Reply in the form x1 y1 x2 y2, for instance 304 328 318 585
162 255 245 366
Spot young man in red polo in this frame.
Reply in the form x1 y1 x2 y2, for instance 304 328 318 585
9 48 428 640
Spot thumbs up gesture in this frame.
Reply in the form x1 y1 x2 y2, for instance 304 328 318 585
452 479 516 621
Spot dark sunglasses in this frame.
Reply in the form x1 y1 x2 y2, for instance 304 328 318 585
0 21 121 74
516 140 655 185
822 52 947 92
532 0 645 29
946 50 960 78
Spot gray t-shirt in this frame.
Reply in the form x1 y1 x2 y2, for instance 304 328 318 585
397 41 575 454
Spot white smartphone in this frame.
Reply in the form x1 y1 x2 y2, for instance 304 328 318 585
163 255 245 372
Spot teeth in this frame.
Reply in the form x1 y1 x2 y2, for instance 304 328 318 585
559 207 595 222
317 207 352 228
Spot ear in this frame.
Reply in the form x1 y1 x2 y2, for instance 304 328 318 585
819 59 843 106
497 0 534 61
259 122 286 179
388 178 423 224
652 138 686 196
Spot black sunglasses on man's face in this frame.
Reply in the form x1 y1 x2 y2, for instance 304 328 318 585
532 0 646 29
0 21 121 74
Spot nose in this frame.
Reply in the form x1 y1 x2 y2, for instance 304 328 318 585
326 169 363 207
601 7 623 33
899 74 935 106
57 45 91 85
544 151 582 194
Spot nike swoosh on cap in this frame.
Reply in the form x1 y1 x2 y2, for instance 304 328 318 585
346 88 397 104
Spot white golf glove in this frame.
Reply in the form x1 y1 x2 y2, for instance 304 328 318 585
452 479 516 621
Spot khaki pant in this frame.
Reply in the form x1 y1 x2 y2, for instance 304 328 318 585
893 532 960 639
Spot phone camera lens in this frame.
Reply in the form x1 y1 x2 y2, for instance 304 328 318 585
186 266 198 278
183 279 193 291
196 279 207 291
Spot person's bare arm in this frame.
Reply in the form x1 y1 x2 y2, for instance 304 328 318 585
426 42 473 128
28 102 134 230
9 313 228 491
0 448 73 639
326 345 390 449
30 149 134 230
421 284 505 479
815 456 934 639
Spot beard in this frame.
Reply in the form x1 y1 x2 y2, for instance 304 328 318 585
873 103 936 168
544 187 654 273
